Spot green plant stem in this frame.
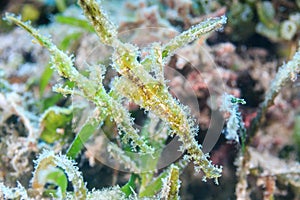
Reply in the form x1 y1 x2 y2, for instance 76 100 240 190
120 174 138 197
55 15 95 32
67 118 99 159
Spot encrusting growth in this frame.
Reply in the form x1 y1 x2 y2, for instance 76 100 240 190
1 0 300 199
77 0 225 182
5 0 226 188
160 165 181 200
249 45 300 141
4 13 154 155
31 150 87 199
